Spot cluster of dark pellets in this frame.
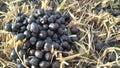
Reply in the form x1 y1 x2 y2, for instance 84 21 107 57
95 41 116 63
21 0 63 10
4 9 80 68
92 3 120 17
92 2 118 62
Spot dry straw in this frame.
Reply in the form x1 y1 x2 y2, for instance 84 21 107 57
0 0 120 68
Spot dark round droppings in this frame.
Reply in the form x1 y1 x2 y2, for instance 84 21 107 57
37 9 44 16
108 52 116 62
62 41 70 49
29 57 39 66
16 58 21 64
10 49 17 59
17 64 24 68
44 42 52 51
50 15 57 21
11 24 20 32
31 65 39 68
15 33 25 41
56 19 61 24
27 18 33 24
59 24 65 29
29 49 35 56
21 14 26 19
30 37 37 45
58 46 64 51
95 41 104 51
18 49 26 58
39 30 47 39
39 61 50 68
47 29 54 37
41 15 49 24
16 16 24 23
48 17 54 23
24 30 31 39
70 27 79 34
43 14 49 19
58 17 65 24
35 50 43 59
23 20 28 25
58 28 65 35
52 42 59 50
27 15 36 23
62 12 71 21
60 35 68 41
44 10 52 17
38 25 43 30
71 35 79 42
52 33 58 41
40 17 47 24
45 52 52 61
54 11 61 19
4 8 81 68
52 61 60 68
24 58 30 66
26 24 31 31
43 24 48 30
31 32 38 37
49 23 59 30
36 40 44 49
20 26 26 32
4 23 12 31
30 23 39 33
44 37 52 43
36 18 40 24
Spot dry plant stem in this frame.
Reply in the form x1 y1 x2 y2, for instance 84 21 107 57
50 46 55 64
101 47 120 58
4 0 22 5
110 34 120 42
71 55 97 66
87 26 93 53
104 23 110 44
41 0 50 10
59 52 92 68
0 57 17 68
75 42 87 52
59 52 86 62
21 3 29 15
3 34 15 59
98 60 120 67
56 52 85 68
97 47 120 67
56 0 66 11
1 0 120 68
0 30 9 34
0 57 6 68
